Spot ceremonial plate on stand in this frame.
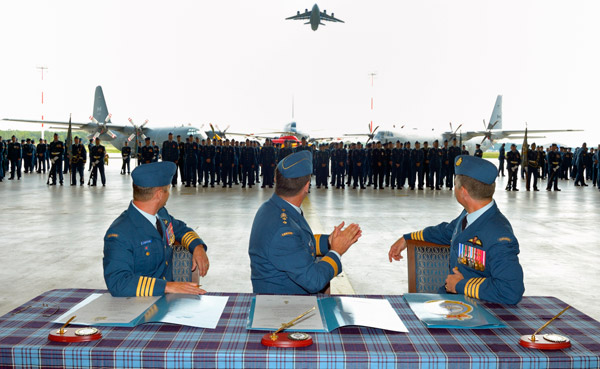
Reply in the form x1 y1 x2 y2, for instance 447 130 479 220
261 332 313 348
519 334 571 350
48 327 102 343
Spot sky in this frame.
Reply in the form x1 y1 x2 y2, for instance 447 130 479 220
0 0 599 142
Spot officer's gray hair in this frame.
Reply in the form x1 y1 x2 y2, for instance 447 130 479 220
274 169 310 197
455 175 495 200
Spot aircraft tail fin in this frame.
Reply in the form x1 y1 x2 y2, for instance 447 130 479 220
488 95 502 130
93 86 111 123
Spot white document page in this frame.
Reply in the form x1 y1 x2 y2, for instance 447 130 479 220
153 294 229 329
250 295 325 331
329 297 409 333
54 293 160 325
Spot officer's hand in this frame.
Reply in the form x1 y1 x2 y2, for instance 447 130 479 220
192 246 210 277
329 222 361 256
445 267 464 293
165 282 206 295
388 237 407 262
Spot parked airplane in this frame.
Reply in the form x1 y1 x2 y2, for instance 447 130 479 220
3 86 206 152
346 95 581 153
286 4 344 31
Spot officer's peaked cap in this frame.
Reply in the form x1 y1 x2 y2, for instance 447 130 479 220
277 151 312 178
454 155 497 185
132 162 176 188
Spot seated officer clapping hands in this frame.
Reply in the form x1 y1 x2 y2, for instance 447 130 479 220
249 151 362 294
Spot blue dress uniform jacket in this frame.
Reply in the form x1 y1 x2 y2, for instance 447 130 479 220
249 194 340 294
103 202 207 297
403 202 524 305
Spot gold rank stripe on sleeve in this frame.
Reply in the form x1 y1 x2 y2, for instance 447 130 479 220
464 277 486 299
410 230 424 241
321 256 339 277
181 231 200 249
136 276 156 297
315 234 322 256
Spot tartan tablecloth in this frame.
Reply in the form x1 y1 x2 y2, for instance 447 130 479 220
0 290 598 369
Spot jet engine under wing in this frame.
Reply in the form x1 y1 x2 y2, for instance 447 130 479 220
320 12 344 23
286 10 311 20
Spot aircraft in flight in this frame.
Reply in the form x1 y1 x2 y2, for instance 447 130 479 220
345 95 582 153
286 4 344 31
3 86 206 152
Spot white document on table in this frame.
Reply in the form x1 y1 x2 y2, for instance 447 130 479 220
148 294 229 329
323 296 409 333
54 293 160 326
250 295 325 331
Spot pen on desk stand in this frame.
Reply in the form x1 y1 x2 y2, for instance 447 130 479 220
197 269 202 288
59 315 76 334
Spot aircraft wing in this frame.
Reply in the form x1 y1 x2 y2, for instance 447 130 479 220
286 11 311 21
2 117 130 131
489 129 583 135
320 12 344 23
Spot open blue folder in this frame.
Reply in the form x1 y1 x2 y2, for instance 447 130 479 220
403 293 506 329
54 293 229 329
247 295 408 333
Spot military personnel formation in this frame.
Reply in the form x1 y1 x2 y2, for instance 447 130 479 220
0 134 107 186
2 133 599 192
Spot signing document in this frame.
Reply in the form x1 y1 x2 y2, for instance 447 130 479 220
55 293 228 329
248 295 408 333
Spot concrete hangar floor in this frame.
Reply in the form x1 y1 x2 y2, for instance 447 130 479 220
1 155 599 321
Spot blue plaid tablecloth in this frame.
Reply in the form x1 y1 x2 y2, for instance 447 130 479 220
0 289 598 368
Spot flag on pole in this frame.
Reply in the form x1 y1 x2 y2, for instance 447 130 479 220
65 114 73 174
521 125 528 168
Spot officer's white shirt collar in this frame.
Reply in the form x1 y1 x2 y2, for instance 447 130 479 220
284 200 303 215
464 200 495 230
131 201 161 230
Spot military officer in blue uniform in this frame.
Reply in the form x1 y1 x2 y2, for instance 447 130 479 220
240 139 256 188
7 136 21 180
121 141 132 175
428 140 442 190
315 144 330 188
498 143 506 177
546 143 561 191
388 155 525 305
103 161 209 297
259 139 276 188
249 151 362 294
48 133 64 185
574 142 588 186
177 135 186 183
161 133 179 186
22 138 34 173
152 140 160 162
352 142 366 189
184 135 199 187
203 138 216 187
141 138 155 164
36 138 47 173
90 137 106 186
505 144 520 191
70 136 87 186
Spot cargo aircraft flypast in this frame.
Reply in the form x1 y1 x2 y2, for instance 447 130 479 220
3 86 206 152
286 4 344 31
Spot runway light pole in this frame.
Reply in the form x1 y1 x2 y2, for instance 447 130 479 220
36 66 48 140
369 72 377 133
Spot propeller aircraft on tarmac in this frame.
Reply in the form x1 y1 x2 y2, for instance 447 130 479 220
345 95 581 153
3 86 206 152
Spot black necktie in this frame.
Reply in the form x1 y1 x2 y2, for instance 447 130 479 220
156 218 163 238
300 209 304 217
461 216 468 231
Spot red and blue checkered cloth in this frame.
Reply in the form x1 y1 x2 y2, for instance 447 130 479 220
0 289 598 368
